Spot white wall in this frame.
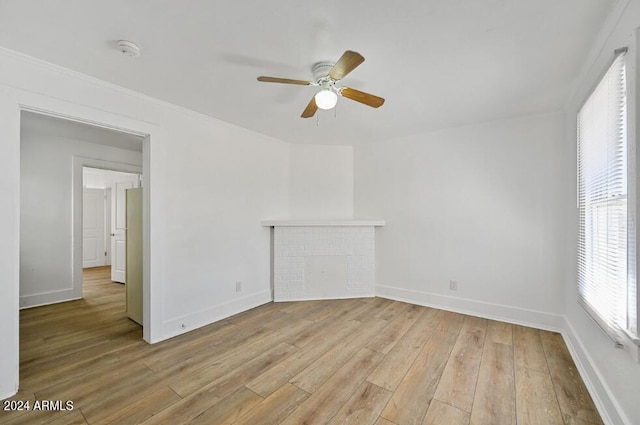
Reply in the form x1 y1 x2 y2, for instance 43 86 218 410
0 92 21 400
354 112 567 328
0 47 290 399
157 112 289 326
20 132 142 307
560 1 640 424
83 167 107 189
288 144 353 218
83 168 139 190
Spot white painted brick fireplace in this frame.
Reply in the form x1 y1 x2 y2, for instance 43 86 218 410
262 220 384 301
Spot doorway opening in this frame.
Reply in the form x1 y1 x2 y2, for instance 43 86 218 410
82 167 142 323
19 110 148 334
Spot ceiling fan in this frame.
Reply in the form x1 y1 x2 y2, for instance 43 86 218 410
257 50 385 118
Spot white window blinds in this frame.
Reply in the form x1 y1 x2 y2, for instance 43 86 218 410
577 51 633 341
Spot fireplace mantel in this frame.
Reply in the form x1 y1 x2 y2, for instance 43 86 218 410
261 219 385 227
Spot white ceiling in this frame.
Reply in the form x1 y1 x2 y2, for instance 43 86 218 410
1 0 616 145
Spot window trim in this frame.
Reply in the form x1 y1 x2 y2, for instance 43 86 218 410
576 47 639 357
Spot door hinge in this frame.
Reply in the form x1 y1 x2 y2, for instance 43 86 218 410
104 251 108 256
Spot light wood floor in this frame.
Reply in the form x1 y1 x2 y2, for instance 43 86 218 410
3 266 603 425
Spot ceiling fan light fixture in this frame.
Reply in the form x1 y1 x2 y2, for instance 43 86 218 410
257 50 384 118
315 89 338 110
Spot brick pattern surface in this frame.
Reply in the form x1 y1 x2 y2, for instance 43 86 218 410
274 226 376 301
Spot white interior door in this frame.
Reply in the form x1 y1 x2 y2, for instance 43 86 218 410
111 177 139 282
82 188 106 268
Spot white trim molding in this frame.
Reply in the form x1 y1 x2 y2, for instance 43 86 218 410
20 290 79 310
561 318 633 425
375 284 565 331
162 290 272 340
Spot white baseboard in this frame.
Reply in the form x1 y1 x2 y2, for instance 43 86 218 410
19 289 78 309
1 389 17 402
161 290 273 340
274 293 375 302
375 284 564 331
561 318 630 425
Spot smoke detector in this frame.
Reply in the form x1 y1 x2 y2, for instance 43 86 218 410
117 40 140 57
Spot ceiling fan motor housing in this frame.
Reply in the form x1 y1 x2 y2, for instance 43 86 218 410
312 62 335 83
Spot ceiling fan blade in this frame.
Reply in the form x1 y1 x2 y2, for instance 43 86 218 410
257 76 311 85
339 87 385 108
301 97 318 118
329 51 365 81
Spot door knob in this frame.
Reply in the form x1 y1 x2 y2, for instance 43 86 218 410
110 233 116 236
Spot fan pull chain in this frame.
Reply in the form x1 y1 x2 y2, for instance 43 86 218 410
316 115 320 126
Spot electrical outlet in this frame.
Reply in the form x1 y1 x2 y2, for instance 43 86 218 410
235 281 242 292
449 280 458 291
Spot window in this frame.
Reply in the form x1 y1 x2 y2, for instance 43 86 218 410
577 50 638 345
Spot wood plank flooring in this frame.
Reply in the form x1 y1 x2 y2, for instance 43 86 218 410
1 266 603 424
